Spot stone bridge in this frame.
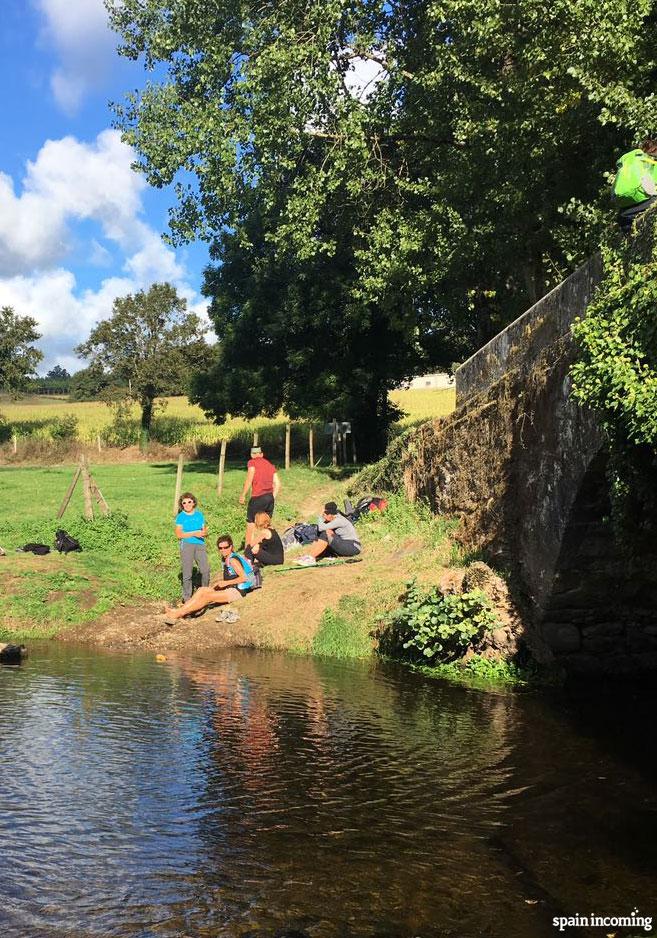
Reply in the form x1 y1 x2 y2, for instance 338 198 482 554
398 249 657 675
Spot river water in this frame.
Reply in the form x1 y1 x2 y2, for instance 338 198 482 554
0 644 656 938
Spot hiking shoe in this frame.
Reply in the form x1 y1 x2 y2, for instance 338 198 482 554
294 555 317 567
215 608 240 624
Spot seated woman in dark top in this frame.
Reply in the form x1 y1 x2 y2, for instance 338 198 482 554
245 512 284 566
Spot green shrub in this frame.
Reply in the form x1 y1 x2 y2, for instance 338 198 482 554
0 413 11 443
104 398 139 448
50 413 79 440
379 579 498 663
150 415 196 445
571 230 657 540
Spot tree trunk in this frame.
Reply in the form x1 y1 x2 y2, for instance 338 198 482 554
140 398 154 453
352 386 393 461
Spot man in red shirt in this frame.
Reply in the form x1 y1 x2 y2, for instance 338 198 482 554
239 446 281 547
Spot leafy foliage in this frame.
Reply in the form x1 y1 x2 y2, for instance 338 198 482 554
571 219 657 539
75 283 211 449
418 654 536 687
50 414 79 441
108 0 657 456
0 306 42 393
46 365 70 381
572 251 657 447
68 365 116 402
380 579 498 663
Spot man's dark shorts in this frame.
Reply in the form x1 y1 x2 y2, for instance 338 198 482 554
618 195 657 233
318 531 361 557
247 493 275 522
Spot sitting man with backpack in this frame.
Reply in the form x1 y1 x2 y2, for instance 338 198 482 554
294 501 361 567
163 534 258 625
613 139 657 233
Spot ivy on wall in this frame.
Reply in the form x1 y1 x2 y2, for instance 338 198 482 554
571 214 657 541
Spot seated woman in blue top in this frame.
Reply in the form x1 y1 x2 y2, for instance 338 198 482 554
164 534 256 625
175 491 210 602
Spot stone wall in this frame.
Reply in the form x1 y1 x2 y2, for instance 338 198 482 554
456 254 603 403
392 230 657 675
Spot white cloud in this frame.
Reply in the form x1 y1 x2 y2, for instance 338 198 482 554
89 239 113 267
35 0 118 114
0 130 209 371
0 129 145 277
344 55 387 103
0 265 209 374
123 224 186 285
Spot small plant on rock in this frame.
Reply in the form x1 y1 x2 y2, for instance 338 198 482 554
380 579 499 664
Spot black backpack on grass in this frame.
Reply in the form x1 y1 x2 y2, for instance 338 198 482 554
54 529 82 554
17 543 50 555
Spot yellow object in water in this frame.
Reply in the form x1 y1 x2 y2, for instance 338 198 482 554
155 654 168 662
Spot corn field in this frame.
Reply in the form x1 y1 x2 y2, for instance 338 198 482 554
0 389 455 455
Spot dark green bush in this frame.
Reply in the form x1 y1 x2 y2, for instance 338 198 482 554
0 413 11 443
50 413 79 440
379 580 498 663
571 225 657 541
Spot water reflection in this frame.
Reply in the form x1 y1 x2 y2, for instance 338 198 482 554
0 645 655 937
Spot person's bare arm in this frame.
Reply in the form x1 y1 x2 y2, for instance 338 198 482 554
175 524 207 540
239 466 256 504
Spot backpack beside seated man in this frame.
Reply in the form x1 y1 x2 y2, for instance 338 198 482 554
295 501 362 567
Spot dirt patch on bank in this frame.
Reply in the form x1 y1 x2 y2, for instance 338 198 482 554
57 539 419 656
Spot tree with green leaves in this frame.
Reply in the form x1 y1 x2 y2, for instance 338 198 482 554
68 364 115 402
0 306 43 393
76 283 211 450
46 365 71 381
109 0 657 454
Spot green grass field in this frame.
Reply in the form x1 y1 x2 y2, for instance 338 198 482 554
0 462 333 639
0 459 456 648
0 387 456 448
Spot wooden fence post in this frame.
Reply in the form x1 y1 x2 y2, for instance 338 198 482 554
80 456 94 521
342 425 348 465
96 433 102 453
12 433 17 455
309 426 314 467
57 462 82 519
90 478 110 516
285 423 291 470
173 453 184 518
331 419 338 467
217 438 227 495
352 431 357 465
253 430 259 447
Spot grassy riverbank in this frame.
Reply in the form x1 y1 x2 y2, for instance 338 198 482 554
0 461 454 652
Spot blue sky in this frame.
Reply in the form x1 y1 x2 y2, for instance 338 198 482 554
0 0 209 374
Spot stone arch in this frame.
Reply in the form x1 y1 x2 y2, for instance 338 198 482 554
539 453 657 673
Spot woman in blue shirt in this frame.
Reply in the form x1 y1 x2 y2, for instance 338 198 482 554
175 492 210 602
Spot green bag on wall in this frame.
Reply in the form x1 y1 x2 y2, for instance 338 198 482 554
612 149 657 208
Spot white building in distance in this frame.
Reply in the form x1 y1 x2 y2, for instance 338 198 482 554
403 372 454 390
